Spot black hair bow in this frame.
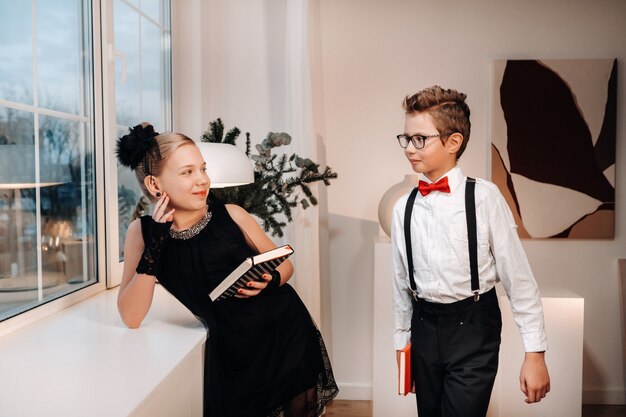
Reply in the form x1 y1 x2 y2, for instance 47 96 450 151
116 124 160 172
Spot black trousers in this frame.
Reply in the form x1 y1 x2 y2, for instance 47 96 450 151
411 287 502 417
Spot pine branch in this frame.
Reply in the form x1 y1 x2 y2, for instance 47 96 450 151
202 118 338 237
202 118 225 143
276 154 288 172
300 183 313 199
223 127 241 145
245 132 251 156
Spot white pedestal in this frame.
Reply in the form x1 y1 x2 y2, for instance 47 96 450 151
373 238 418 415
373 239 584 417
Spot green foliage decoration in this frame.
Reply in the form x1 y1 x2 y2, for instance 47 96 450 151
202 118 338 237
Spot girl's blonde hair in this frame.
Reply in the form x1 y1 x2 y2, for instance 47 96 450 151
131 128 195 200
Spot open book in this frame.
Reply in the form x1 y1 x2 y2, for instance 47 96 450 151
209 245 294 301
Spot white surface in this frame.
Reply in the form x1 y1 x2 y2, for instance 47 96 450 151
373 240 584 417
489 295 584 417
196 142 254 187
328 215 378 400
0 285 206 417
373 237 416 415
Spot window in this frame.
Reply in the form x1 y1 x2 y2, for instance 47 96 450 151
0 0 172 323
0 0 97 321
111 0 172 267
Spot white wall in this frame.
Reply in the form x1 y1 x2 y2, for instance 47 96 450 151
313 0 626 404
172 0 289 139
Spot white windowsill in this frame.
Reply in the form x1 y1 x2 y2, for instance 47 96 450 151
0 285 206 417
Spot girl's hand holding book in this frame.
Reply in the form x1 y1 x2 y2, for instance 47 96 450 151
210 246 290 301
235 273 272 298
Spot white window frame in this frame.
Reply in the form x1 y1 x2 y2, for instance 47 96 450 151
0 0 107 336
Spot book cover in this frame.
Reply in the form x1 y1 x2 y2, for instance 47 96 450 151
398 343 412 396
209 245 294 301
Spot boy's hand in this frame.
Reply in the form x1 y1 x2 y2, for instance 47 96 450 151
520 352 550 403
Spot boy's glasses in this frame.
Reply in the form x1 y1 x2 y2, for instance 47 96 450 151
396 133 442 149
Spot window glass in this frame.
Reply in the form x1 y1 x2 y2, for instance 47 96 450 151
141 16 165 127
0 108 37 316
0 0 34 105
39 115 97 291
114 0 141 127
0 0 97 322
113 0 171 261
141 0 162 24
36 0 83 115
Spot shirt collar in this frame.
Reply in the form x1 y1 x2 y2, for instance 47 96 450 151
420 165 466 192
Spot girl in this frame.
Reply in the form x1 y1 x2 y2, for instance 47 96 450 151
116 124 338 417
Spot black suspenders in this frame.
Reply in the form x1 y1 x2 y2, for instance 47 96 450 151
403 187 420 301
403 177 480 302
465 178 480 301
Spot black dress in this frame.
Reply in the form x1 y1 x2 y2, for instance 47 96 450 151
151 200 338 417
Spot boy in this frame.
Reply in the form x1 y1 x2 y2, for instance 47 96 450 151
391 86 550 417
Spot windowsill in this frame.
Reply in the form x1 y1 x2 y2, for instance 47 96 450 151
0 285 206 417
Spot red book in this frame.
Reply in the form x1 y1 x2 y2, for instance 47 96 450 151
398 343 412 396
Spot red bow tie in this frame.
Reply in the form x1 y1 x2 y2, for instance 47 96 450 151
418 176 450 196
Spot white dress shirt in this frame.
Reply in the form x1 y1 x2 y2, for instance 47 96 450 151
391 166 547 352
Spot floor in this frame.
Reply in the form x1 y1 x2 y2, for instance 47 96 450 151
325 400 626 417
325 400 372 417
581 404 626 417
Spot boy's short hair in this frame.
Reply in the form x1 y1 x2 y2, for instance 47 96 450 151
403 86 471 160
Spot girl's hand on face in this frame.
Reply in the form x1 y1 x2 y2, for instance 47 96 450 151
234 273 272 298
152 192 175 223
135 192 174 278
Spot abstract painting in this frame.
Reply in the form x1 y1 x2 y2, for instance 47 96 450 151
491 59 617 238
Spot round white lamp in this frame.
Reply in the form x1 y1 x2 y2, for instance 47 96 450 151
196 142 254 188
377 174 420 237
